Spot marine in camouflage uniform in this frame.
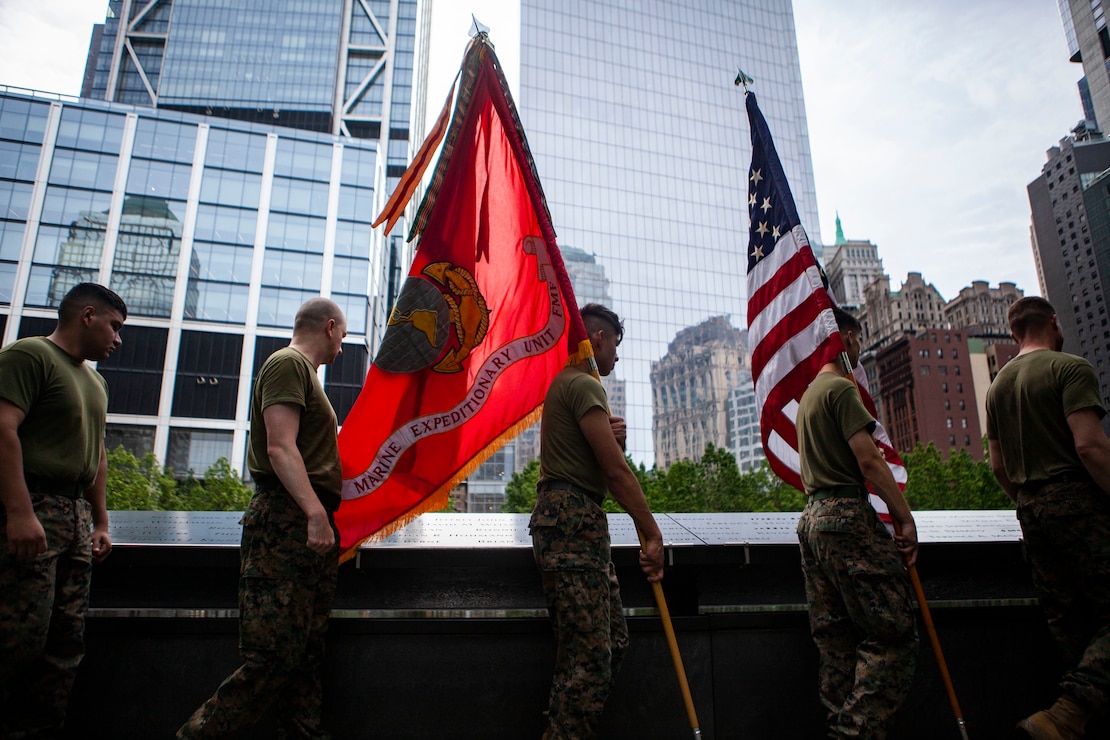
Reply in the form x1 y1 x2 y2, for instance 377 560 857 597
987 296 1110 739
795 309 918 739
529 304 663 740
179 298 346 739
0 283 126 739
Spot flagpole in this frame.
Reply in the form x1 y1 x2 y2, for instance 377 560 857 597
840 351 969 739
587 358 702 738
636 529 701 738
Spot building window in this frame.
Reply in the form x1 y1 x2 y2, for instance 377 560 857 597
920 365 930 376
98 325 168 415
938 365 947 376
961 418 968 428
946 417 953 428
166 428 233 479
326 343 369 425
942 382 948 392
171 331 243 419
936 348 943 358
105 424 156 458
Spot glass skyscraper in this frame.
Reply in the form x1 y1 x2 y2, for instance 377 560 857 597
0 0 424 479
518 0 821 465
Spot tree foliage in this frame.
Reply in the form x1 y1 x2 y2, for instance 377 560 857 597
501 457 541 513
106 446 253 512
902 441 1011 510
499 439 1011 514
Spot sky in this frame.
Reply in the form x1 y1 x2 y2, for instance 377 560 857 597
0 0 1083 302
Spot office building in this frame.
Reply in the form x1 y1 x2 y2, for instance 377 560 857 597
1028 125 1110 410
0 0 422 477
943 280 1023 343
858 272 948 353
824 215 884 309
726 377 764 472
1058 0 1110 128
651 316 746 468
519 0 822 464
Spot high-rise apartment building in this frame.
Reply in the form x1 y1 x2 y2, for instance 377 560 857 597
518 0 821 464
0 0 424 477
651 316 746 468
858 272 948 352
1028 126 1110 409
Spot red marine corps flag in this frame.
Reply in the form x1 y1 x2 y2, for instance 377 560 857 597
335 35 592 561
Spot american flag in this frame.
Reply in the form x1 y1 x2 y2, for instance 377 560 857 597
744 92 905 509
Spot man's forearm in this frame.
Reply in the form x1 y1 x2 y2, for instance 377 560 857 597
268 444 327 518
860 454 912 525
87 446 110 527
607 471 661 541
0 428 32 516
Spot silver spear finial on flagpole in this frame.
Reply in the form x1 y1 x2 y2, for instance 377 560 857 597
734 67 754 91
469 15 491 40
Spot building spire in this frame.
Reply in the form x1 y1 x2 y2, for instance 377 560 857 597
834 211 846 245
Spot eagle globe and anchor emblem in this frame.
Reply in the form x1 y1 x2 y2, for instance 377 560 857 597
375 261 491 374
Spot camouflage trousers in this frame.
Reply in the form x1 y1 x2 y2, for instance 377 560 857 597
0 494 92 740
178 487 338 740
530 487 628 740
1017 481 1110 713
797 496 918 739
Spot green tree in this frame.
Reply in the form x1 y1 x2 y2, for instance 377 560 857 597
172 458 253 512
743 460 807 512
106 448 255 512
105 446 176 511
501 455 660 514
502 457 541 513
902 441 1011 510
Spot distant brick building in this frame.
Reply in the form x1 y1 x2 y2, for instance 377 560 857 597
877 329 982 459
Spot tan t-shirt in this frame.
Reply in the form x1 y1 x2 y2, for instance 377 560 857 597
247 346 342 509
796 371 876 493
537 366 609 504
986 349 1105 486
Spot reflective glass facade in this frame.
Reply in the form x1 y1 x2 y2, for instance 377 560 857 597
158 1 342 111
0 89 398 477
519 0 822 465
11 0 425 477
84 0 420 142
